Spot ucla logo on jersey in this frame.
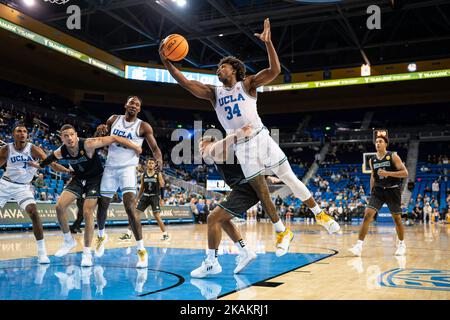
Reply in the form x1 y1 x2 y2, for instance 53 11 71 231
10 155 33 163
112 129 133 139
218 93 245 107
379 268 450 292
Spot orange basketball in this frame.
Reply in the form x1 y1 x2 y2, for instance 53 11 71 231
161 34 189 62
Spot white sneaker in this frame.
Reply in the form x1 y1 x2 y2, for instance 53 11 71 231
136 249 148 268
55 238 77 257
94 234 108 258
234 251 257 274
347 257 364 273
275 228 294 257
190 259 222 278
81 253 93 267
38 254 50 264
348 244 362 257
395 242 406 256
316 212 341 234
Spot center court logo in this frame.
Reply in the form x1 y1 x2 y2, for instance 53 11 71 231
379 268 450 291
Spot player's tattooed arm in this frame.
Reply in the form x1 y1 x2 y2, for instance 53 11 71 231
30 146 72 173
85 136 142 156
0 145 8 168
246 18 281 91
159 45 215 104
140 122 163 170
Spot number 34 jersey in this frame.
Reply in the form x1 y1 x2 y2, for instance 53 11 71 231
214 81 264 133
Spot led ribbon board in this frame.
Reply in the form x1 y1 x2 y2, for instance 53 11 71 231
0 17 125 77
263 69 450 92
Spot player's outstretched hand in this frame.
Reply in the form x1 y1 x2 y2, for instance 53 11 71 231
236 123 254 139
27 161 41 169
159 39 168 62
95 124 109 137
254 18 271 43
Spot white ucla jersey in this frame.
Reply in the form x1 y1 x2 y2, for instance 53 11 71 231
105 115 144 168
4 143 38 184
214 81 264 133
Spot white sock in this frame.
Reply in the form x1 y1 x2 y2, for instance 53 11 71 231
310 205 322 215
273 220 286 233
235 239 249 254
126 229 132 236
398 240 405 246
207 249 218 261
63 232 73 242
37 239 46 254
98 229 105 237
136 240 145 250
83 247 91 255
162 231 168 236
356 240 364 247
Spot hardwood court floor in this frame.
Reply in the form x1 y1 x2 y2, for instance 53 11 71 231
0 220 448 300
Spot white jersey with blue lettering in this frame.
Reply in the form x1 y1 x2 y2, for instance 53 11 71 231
4 142 38 184
105 115 144 168
214 81 264 133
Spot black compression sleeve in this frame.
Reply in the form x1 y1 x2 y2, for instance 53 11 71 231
39 153 58 168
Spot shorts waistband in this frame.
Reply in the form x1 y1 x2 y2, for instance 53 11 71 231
236 126 266 145
143 193 158 197
375 185 400 190
1 176 28 185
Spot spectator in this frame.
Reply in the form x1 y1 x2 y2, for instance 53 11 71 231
33 173 46 191
423 202 432 224
189 197 200 223
432 180 440 198
275 195 283 211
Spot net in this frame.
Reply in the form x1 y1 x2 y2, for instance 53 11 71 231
43 0 71 5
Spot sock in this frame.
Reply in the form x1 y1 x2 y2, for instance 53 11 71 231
235 239 249 254
37 239 46 254
273 220 286 233
98 229 105 238
83 247 91 255
310 205 322 215
126 229 132 236
136 240 145 250
398 240 405 245
207 249 218 261
163 231 168 236
63 232 72 242
356 240 364 247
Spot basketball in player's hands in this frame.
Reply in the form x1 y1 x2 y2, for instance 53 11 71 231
160 34 189 61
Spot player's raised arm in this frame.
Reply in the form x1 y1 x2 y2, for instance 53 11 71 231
84 136 142 156
246 18 281 90
159 46 215 103
140 122 163 170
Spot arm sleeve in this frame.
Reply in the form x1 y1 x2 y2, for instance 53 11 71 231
39 153 58 168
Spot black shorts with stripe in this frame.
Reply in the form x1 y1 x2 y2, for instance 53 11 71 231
137 194 161 213
367 186 402 215
64 176 101 199
218 183 260 218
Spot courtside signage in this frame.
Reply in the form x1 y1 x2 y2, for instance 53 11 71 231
263 69 450 92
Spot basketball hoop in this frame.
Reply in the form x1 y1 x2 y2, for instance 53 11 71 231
43 0 70 5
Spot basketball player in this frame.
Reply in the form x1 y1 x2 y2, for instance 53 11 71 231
95 96 163 268
32 124 142 267
349 131 409 257
159 18 340 253
0 123 71 264
191 129 261 278
119 157 169 241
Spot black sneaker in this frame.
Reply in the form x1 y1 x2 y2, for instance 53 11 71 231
76 228 83 234
69 226 77 234
119 233 132 241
